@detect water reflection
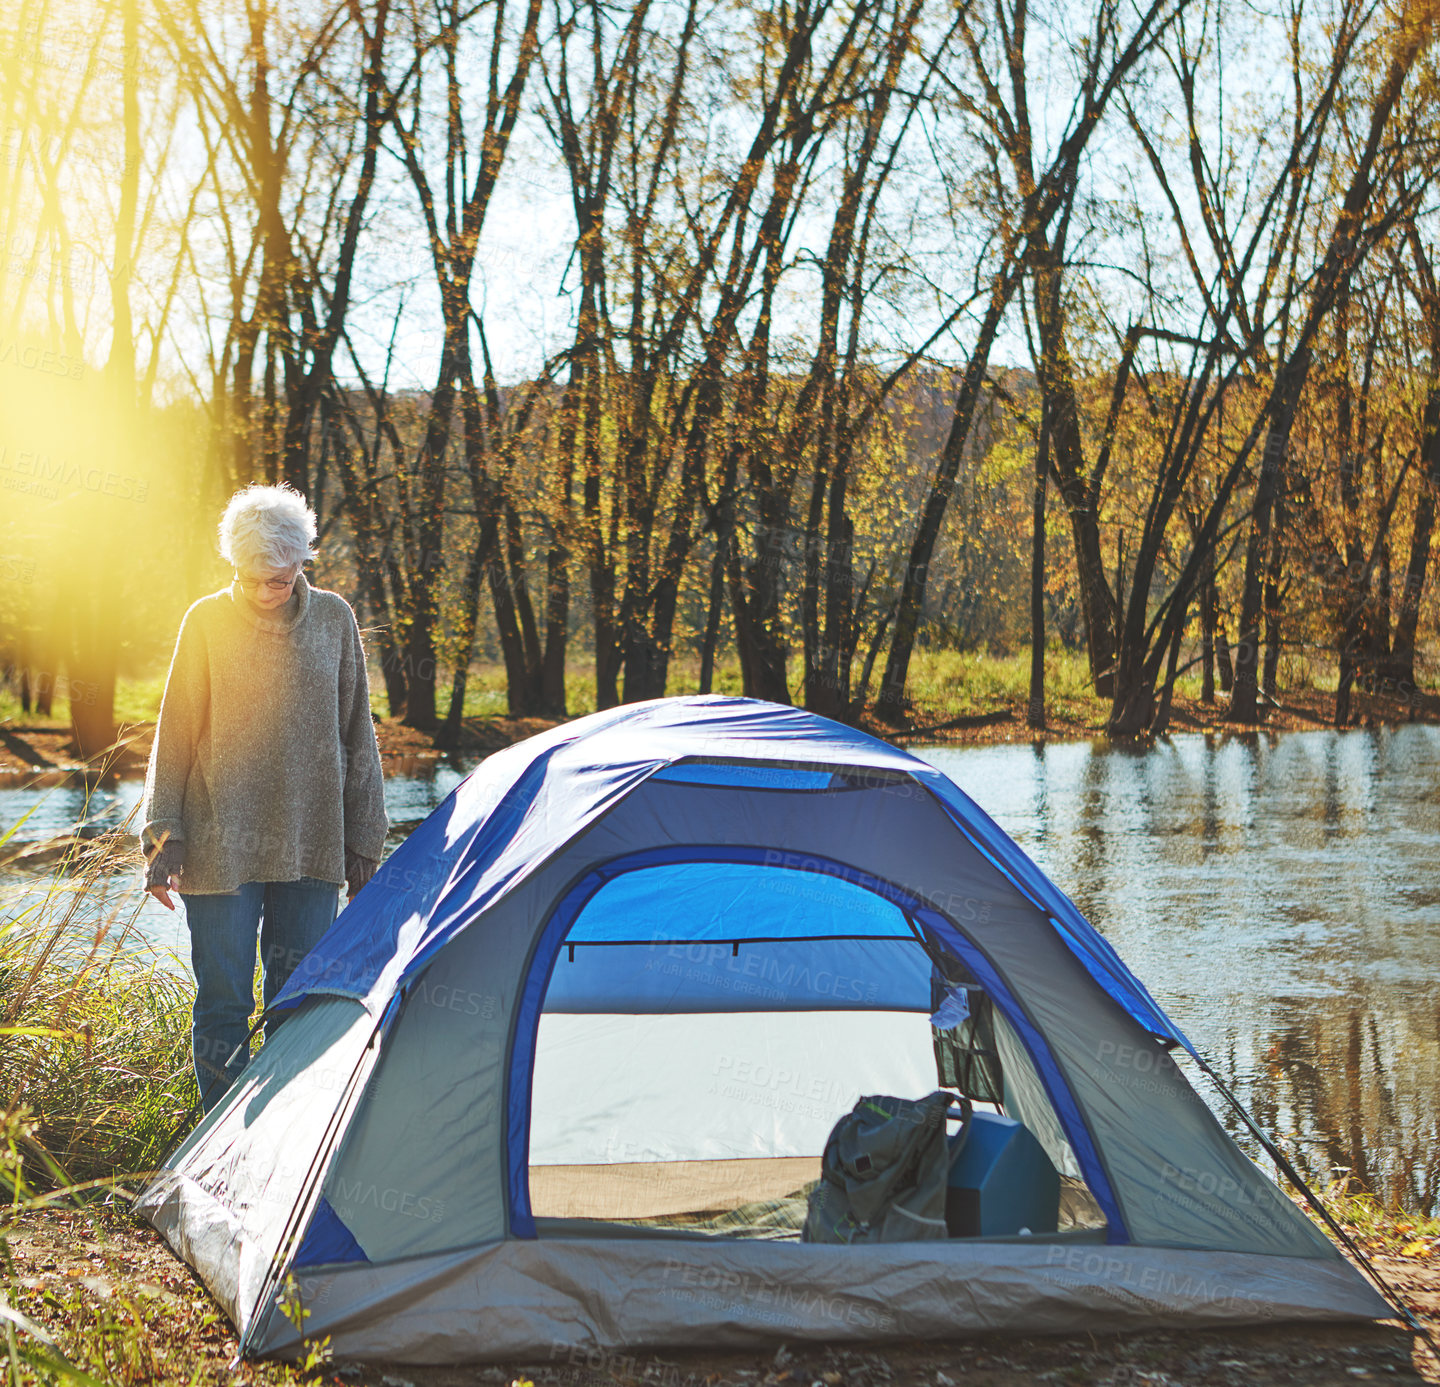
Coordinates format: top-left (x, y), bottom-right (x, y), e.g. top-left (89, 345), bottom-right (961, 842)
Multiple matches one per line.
top-left (917, 725), bottom-right (1440, 1212)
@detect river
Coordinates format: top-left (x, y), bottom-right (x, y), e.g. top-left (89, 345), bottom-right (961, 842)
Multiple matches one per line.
top-left (922, 726), bottom-right (1440, 1215)
top-left (2, 725), bottom-right (1436, 1210)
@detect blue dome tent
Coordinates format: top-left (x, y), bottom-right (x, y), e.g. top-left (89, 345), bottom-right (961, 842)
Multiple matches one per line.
top-left (139, 696), bottom-right (1387, 1361)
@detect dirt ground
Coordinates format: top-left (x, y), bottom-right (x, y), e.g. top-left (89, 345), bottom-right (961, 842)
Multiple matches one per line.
top-left (5, 1206), bottom-right (1440, 1386)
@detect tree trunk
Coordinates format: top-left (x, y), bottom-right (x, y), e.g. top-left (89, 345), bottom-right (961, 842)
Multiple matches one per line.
top-left (540, 367), bottom-right (580, 719)
top-left (627, 361), bottom-right (722, 703)
top-left (491, 495), bottom-right (545, 714)
top-left (1335, 450), bottom-right (1414, 723)
top-left (376, 617), bottom-right (409, 715)
top-left (1235, 358), bottom-right (1304, 723)
top-left (1028, 409), bottom-right (1049, 729)
top-left (1370, 454), bottom-right (1393, 684)
top-left (725, 349), bottom-right (790, 704)
top-left (540, 528), bottom-right (570, 719)
top-left (576, 264), bottom-right (616, 709)
top-left (400, 578), bottom-right (441, 728)
top-left (390, 0), bottom-right (542, 727)
top-left (401, 334), bottom-right (458, 730)
top-left (1200, 540), bottom-right (1217, 705)
top-left (489, 557), bottom-right (535, 718)
top-left (729, 535), bottom-right (792, 703)
top-left (439, 527), bottom-right (487, 750)
top-left (1217, 619), bottom-right (1234, 693)
top-left (330, 391), bottom-right (409, 717)
top-left (1392, 227), bottom-right (1440, 691)
top-left (1390, 407), bottom-right (1438, 692)
top-left (1150, 592), bottom-right (1190, 736)
top-left (66, 609), bottom-right (117, 764)
top-left (489, 536), bottom-right (543, 718)
top-left (814, 470), bottom-right (858, 722)
top-left (1335, 598), bottom-right (1362, 727)
top-left (279, 0), bottom-right (390, 495)
top-left (439, 347), bottom-right (504, 750)
top-left (70, 0), bottom-right (141, 765)
top-left (1032, 247), bottom-right (1117, 697)
top-left (878, 278), bottom-right (1014, 717)
top-left (698, 538), bottom-right (727, 695)
top-left (1262, 513), bottom-right (1283, 706)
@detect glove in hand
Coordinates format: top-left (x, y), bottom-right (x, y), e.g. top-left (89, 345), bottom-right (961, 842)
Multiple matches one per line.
top-left (345, 848), bottom-right (379, 898)
top-left (144, 837), bottom-right (185, 890)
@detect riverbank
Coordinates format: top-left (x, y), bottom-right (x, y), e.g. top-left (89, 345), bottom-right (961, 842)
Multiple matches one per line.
top-left (2, 652), bottom-right (1437, 784)
top-left (3, 1197), bottom-right (1438, 1385)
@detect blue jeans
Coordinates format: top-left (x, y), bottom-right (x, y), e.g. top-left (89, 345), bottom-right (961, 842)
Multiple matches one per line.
top-left (180, 877), bottom-right (341, 1111)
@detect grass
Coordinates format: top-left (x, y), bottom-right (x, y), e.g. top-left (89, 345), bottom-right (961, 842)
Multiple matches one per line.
top-left (0, 819), bottom-right (336, 1383)
top-left (895, 647), bottom-right (1118, 725)
top-left (1308, 1171), bottom-right (1440, 1257)
top-left (0, 820), bottom-right (203, 1382)
top-left (111, 675), bottom-right (168, 730)
top-left (0, 644), bottom-right (1390, 745)
top-left (0, 827), bottom-right (196, 1188)
top-left (440, 647), bottom-right (1121, 726)
top-left (0, 677), bottom-right (166, 734)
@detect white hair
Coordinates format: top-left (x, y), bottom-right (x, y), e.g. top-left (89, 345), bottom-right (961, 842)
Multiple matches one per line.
top-left (218, 483), bottom-right (318, 572)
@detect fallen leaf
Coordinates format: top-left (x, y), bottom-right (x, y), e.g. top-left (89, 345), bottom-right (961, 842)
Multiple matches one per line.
top-left (1399, 1239), bottom-right (1430, 1257)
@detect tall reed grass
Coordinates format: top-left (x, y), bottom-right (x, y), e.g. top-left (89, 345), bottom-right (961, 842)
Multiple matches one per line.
top-left (0, 802), bottom-right (195, 1190)
top-left (0, 799), bottom-right (203, 1380)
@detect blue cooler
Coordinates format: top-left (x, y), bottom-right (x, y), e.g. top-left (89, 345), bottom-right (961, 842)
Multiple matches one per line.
top-left (945, 1111), bottom-right (1060, 1238)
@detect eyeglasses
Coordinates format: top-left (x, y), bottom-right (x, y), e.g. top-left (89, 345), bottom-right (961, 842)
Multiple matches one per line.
top-left (234, 568), bottom-right (301, 593)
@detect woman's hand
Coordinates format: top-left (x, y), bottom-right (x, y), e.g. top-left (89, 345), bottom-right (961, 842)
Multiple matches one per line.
top-left (144, 838), bottom-right (185, 910)
top-left (345, 848), bottom-right (379, 900)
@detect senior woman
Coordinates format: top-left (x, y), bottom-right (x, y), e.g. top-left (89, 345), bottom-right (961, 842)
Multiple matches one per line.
top-left (139, 483), bottom-right (389, 1111)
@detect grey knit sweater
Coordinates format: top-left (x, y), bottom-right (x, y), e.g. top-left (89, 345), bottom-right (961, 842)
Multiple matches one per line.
top-left (139, 572), bottom-right (389, 894)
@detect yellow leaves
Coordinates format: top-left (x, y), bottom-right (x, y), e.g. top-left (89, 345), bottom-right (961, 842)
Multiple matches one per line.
top-left (1399, 1238), bottom-right (1432, 1257)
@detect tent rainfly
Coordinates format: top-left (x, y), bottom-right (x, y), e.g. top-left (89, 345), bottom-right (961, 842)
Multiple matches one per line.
top-left (138, 696), bottom-right (1388, 1362)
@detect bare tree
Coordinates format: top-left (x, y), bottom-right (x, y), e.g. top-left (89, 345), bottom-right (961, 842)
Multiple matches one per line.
top-left (875, 0), bottom-right (1183, 718)
top-left (379, 0), bottom-right (544, 727)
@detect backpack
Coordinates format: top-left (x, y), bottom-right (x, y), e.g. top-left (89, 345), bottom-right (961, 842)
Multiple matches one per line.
top-left (802, 1090), bottom-right (957, 1244)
